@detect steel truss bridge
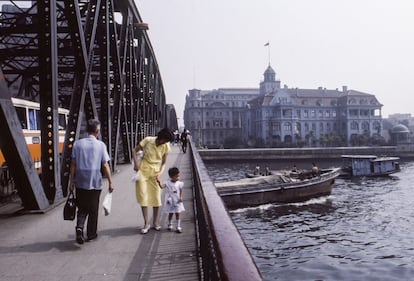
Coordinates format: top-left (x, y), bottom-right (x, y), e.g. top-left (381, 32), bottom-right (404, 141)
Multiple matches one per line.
top-left (0, 0), bottom-right (178, 210)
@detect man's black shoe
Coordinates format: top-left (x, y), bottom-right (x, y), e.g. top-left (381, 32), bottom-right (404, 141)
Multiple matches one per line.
top-left (76, 228), bottom-right (84, 244)
top-left (86, 234), bottom-right (98, 242)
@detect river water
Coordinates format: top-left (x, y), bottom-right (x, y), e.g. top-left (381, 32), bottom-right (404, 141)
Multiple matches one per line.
top-left (205, 159), bottom-right (414, 281)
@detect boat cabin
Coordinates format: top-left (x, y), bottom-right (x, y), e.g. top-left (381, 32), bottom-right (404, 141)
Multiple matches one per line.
top-left (341, 155), bottom-right (401, 177)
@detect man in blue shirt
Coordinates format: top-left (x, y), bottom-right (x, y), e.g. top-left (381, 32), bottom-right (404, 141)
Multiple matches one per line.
top-left (69, 119), bottom-right (114, 244)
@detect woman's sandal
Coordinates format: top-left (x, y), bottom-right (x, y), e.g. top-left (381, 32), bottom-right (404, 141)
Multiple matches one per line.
top-left (153, 225), bottom-right (161, 231)
top-left (141, 224), bottom-right (151, 234)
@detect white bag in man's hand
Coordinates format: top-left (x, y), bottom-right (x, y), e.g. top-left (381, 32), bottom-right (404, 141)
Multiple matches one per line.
top-left (102, 192), bottom-right (112, 216)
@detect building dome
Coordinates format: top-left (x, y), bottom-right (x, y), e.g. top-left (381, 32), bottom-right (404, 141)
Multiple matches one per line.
top-left (391, 124), bottom-right (410, 133)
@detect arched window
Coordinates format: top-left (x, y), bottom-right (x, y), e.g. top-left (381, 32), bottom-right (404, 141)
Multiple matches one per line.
top-left (351, 121), bottom-right (359, 130)
top-left (284, 122), bottom-right (292, 131)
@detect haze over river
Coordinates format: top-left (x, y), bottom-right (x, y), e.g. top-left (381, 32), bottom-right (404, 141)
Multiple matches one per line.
top-left (205, 159), bottom-right (414, 281)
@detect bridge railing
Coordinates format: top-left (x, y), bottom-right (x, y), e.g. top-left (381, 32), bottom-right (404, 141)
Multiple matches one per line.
top-left (188, 141), bottom-right (263, 281)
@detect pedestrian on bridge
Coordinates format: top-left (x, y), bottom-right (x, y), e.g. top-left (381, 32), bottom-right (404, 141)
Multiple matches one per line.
top-left (132, 128), bottom-right (174, 234)
top-left (158, 167), bottom-right (185, 233)
top-left (69, 119), bottom-right (114, 245)
top-left (180, 129), bottom-right (189, 153)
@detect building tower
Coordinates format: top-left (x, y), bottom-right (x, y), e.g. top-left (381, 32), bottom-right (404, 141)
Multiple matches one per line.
top-left (259, 65), bottom-right (280, 95)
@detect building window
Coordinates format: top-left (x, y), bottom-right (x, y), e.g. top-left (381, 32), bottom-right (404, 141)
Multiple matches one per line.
top-left (284, 122), bottom-right (292, 131)
top-left (272, 122), bottom-right (280, 131)
top-left (304, 110), bottom-right (309, 118)
top-left (349, 109), bottom-right (358, 117)
top-left (373, 121), bottom-right (381, 133)
top-left (351, 121), bottom-right (359, 130)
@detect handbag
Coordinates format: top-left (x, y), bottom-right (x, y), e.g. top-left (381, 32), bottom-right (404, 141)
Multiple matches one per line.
top-left (63, 191), bottom-right (76, 221)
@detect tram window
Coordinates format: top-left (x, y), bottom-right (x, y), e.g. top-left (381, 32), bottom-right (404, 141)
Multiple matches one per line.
top-left (28, 109), bottom-right (35, 130)
top-left (58, 113), bottom-right (67, 130)
top-left (15, 107), bottom-right (27, 129)
top-left (28, 109), bottom-right (40, 130)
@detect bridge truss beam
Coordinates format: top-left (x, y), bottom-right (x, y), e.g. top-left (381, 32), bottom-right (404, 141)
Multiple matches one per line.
top-left (0, 0), bottom-right (171, 209)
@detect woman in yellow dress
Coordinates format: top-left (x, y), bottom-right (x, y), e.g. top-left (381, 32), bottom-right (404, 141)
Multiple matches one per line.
top-left (132, 128), bottom-right (174, 234)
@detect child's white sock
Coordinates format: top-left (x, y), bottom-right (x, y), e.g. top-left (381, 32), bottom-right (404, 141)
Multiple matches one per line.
top-left (177, 219), bottom-right (181, 227)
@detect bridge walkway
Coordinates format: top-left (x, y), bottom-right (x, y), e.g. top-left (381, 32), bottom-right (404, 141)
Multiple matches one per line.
top-left (0, 145), bottom-right (200, 281)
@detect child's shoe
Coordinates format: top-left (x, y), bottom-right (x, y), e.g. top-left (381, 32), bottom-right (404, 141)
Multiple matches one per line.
top-left (167, 223), bottom-right (173, 231)
top-left (176, 226), bottom-right (183, 233)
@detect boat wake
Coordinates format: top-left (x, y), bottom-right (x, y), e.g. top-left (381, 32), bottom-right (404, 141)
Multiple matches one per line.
top-left (229, 195), bottom-right (332, 214)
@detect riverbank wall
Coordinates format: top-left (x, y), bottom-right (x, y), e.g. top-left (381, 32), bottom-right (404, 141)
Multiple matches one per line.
top-left (198, 146), bottom-right (414, 161)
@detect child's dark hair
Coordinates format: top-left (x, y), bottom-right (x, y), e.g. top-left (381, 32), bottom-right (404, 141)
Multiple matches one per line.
top-left (168, 167), bottom-right (180, 177)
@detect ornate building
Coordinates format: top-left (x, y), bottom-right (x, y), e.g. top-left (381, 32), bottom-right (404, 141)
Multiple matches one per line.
top-left (184, 65), bottom-right (383, 148)
top-left (184, 88), bottom-right (258, 147)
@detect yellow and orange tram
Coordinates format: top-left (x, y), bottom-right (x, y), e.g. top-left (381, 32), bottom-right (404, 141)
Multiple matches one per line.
top-left (0, 98), bottom-right (69, 200)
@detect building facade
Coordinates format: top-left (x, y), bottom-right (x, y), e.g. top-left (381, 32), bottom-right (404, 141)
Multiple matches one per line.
top-left (184, 88), bottom-right (258, 147)
top-left (184, 65), bottom-right (384, 148)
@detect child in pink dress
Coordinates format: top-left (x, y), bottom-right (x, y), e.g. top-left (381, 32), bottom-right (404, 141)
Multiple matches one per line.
top-left (159, 167), bottom-right (185, 233)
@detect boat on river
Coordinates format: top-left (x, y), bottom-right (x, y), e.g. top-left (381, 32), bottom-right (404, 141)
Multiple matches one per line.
top-left (339, 155), bottom-right (401, 178)
top-left (215, 168), bottom-right (340, 209)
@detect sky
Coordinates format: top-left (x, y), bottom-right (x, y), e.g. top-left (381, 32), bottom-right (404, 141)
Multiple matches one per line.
top-left (136, 0), bottom-right (414, 126)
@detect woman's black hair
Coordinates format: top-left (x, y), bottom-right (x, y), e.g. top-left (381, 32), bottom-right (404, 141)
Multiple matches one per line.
top-left (157, 128), bottom-right (174, 142)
